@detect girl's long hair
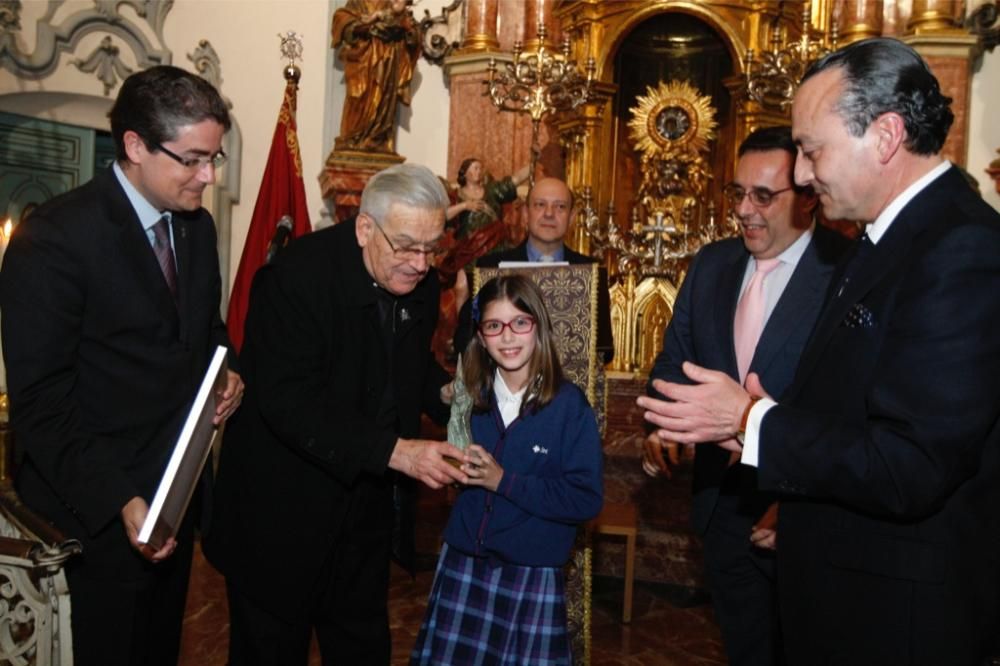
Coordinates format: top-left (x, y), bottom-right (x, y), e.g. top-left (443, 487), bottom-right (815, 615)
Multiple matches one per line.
top-left (463, 274), bottom-right (564, 413)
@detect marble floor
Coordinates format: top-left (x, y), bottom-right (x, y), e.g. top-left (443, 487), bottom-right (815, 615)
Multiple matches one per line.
top-left (178, 498), bottom-right (725, 666)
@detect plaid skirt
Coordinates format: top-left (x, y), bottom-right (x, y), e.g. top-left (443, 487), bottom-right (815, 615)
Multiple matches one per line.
top-left (410, 544), bottom-right (571, 665)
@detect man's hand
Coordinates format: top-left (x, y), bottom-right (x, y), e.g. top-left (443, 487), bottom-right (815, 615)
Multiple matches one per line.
top-left (214, 369), bottom-right (244, 425)
top-left (121, 496), bottom-right (177, 563)
top-left (636, 362), bottom-right (752, 444)
top-left (641, 432), bottom-right (680, 479)
top-left (751, 502), bottom-right (779, 551)
top-left (389, 438), bottom-right (469, 489)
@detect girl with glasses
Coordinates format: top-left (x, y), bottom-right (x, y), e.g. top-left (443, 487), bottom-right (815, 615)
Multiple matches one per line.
top-left (411, 274), bottom-right (603, 665)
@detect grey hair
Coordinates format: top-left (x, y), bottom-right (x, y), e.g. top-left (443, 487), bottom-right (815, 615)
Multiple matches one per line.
top-left (801, 38), bottom-right (953, 155)
top-left (359, 163), bottom-right (449, 222)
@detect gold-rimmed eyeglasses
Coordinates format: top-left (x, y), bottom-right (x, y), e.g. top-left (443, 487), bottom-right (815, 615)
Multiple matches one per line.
top-left (723, 183), bottom-right (793, 208)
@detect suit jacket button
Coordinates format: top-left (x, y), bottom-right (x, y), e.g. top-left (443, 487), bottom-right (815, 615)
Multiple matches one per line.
top-left (305, 438), bottom-right (315, 449)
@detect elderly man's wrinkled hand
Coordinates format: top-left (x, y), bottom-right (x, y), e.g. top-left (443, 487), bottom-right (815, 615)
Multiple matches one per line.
top-left (389, 438), bottom-right (469, 489)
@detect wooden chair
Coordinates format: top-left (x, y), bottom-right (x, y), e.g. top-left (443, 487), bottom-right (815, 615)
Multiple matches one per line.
top-left (590, 501), bottom-right (637, 623)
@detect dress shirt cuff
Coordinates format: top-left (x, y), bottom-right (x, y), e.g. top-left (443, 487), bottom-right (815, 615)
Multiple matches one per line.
top-left (739, 397), bottom-right (777, 468)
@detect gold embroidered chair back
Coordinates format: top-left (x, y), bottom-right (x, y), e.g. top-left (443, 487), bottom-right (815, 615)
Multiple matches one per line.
top-left (473, 263), bottom-right (601, 666)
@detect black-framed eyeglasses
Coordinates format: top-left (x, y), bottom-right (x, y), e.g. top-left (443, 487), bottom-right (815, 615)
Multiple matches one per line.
top-left (155, 143), bottom-right (227, 170)
top-left (371, 219), bottom-right (446, 261)
top-left (478, 316), bottom-right (536, 337)
top-left (723, 183), bottom-right (793, 208)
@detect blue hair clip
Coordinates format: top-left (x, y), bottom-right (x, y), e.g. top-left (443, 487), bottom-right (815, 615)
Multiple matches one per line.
top-left (470, 294), bottom-right (481, 323)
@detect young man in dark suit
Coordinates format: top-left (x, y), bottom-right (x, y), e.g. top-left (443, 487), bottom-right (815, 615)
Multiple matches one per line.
top-left (206, 164), bottom-right (469, 665)
top-left (643, 126), bottom-right (848, 665)
top-left (639, 38), bottom-right (1000, 665)
top-left (0, 66), bottom-right (243, 665)
top-left (454, 176), bottom-right (614, 360)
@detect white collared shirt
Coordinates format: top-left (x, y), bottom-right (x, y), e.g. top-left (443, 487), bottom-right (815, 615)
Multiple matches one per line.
top-left (866, 160), bottom-right (951, 245)
top-left (112, 161), bottom-right (174, 249)
top-left (494, 369), bottom-right (526, 427)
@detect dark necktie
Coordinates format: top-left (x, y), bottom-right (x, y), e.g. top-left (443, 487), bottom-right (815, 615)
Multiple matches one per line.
top-left (152, 216), bottom-right (177, 298)
top-left (835, 232), bottom-right (873, 299)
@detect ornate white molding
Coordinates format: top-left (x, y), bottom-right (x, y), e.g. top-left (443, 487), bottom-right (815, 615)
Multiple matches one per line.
top-left (188, 39), bottom-right (229, 107)
top-left (0, 1), bottom-right (240, 301)
top-left (186, 38), bottom-right (242, 303)
top-left (0, 0), bottom-right (173, 86)
top-left (72, 34), bottom-right (134, 96)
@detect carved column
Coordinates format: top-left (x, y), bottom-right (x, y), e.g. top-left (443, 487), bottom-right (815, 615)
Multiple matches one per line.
top-left (907, 0), bottom-right (961, 32)
top-left (838, 0), bottom-right (884, 43)
top-left (462, 0), bottom-right (500, 52)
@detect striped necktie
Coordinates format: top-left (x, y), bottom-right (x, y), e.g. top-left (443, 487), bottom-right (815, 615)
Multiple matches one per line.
top-left (152, 216), bottom-right (177, 298)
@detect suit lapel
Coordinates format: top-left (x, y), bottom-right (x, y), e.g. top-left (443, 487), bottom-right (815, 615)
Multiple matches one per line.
top-left (172, 215), bottom-right (192, 342)
top-left (104, 176), bottom-right (180, 326)
top-left (792, 168), bottom-right (956, 384)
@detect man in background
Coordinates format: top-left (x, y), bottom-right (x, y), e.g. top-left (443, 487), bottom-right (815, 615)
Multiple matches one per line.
top-left (0, 65), bottom-right (243, 665)
top-left (454, 176), bottom-right (614, 361)
top-left (643, 125), bottom-right (847, 665)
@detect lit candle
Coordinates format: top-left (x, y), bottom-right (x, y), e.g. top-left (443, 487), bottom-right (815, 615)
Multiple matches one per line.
top-left (0, 217), bottom-right (10, 395)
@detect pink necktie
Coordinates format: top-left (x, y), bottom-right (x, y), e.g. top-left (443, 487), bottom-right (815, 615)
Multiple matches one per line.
top-left (733, 257), bottom-right (781, 383)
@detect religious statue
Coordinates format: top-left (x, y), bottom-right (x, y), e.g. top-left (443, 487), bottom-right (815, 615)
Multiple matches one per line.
top-left (331, 0), bottom-right (420, 154)
top-left (429, 158), bottom-right (530, 365)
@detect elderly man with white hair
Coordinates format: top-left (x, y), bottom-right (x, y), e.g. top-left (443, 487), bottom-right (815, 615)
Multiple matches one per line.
top-left (207, 163), bottom-right (468, 665)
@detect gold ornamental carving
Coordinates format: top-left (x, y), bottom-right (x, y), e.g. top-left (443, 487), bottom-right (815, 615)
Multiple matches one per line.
top-left (627, 79), bottom-right (717, 214)
top-left (628, 80), bottom-right (716, 157)
top-left (485, 24), bottom-right (596, 182)
top-left (743, 2), bottom-right (839, 111)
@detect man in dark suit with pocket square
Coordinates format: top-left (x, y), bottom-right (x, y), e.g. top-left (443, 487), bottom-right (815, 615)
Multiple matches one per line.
top-left (639, 38), bottom-right (1000, 665)
top-left (0, 66), bottom-right (243, 665)
top-left (643, 126), bottom-right (848, 665)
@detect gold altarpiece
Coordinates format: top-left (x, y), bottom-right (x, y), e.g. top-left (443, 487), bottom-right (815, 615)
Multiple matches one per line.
top-left (540, 0), bottom-right (983, 373)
